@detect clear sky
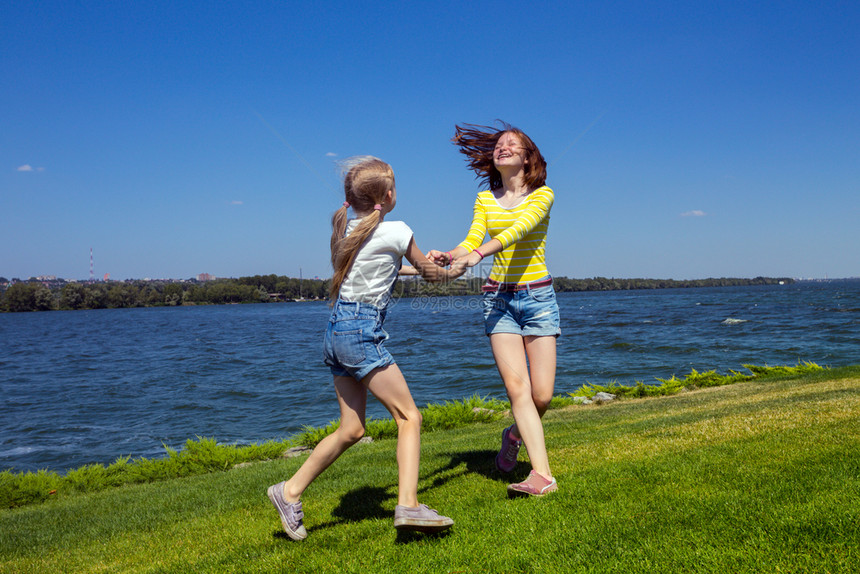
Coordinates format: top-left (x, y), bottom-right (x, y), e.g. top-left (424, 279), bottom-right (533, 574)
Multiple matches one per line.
top-left (3, 1), bottom-right (858, 281)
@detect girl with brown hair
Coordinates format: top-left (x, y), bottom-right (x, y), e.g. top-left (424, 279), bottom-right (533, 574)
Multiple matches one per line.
top-left (268, 157), bottom-right (464, 539)
top-left (429, 122), bottom-right (560, 497)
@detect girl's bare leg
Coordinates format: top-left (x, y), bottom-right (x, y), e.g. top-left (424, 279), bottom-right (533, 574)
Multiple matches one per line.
top-left (523, 335), bottom-right (557, 418)
top-left (489, 333), bottom-right (552, 479)
top-left (282, 375), bottom-right (368, 502)
top-left (364, 363), bottom-right (422, 507)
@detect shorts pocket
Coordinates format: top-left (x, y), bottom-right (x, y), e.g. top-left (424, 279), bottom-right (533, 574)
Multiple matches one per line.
top-left (481, 291), bottom-right (502, 320)
top-left (530, 285), bottom-right (556, 303)
top-left (331, 328), bottom-right (366, 366)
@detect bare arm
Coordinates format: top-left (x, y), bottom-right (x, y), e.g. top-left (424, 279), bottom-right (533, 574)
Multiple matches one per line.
top-left (406, 238), bottom-right (465, 282)
top-left (428, 237), bottom-right (502, 271)
top-left (426, 246), bottom-right (470, 266)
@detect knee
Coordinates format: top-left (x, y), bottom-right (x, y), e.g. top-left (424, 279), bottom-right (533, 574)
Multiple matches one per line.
top-left (337, 422), bottom-right (366, 446)
top-left (397, 407), bottom-right (422, 429)
top-left (505, 381), bottom-right (533, 404)
top-left (533, 394), bottom-right (552, 414)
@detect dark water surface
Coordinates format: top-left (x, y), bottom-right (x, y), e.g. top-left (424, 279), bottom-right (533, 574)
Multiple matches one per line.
top-left (2, 281), bottom-right (858, 472)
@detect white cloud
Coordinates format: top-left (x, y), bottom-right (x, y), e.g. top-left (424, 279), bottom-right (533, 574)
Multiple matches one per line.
top-left (680, 210), bottom-right (706, 217)
top-left (230, 200), bottom-right (244, 205)
top-left (326, 152), bottom-right (338, 157)
top-left (17, 164), bottom-right (33, 172)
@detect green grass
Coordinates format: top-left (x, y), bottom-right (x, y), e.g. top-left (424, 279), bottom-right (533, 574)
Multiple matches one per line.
top-left (0, 395), bottom-right (512, 510)
top-left (2, 365), bottom-right (810, 510)
top-left (2, 365), bottom-right (859, 573)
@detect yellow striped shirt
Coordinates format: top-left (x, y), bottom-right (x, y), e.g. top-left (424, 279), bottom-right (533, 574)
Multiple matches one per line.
top-left (457, 186), bottom-right (554, 283)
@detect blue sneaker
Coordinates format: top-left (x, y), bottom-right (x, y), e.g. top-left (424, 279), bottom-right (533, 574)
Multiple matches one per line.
top-left (495, 425), bottom-right (522, 472)
top-left (267, 481), bottom-right (308, 540)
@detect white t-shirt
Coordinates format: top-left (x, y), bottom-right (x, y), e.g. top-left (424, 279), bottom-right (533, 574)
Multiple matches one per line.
top-left (338, 219), bottom-right (413, 307)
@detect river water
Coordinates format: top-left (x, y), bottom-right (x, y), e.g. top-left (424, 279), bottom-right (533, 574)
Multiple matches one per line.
top-left (1, 280), bottom-right (858, 473)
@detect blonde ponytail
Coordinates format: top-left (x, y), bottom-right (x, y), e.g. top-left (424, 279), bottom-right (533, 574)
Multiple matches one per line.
top-left (329, 210), bottom-right (382, 301)
top-left (330, 205), bottom-right (349, 269)
top-left (328, 158), bottom-right (394, 302)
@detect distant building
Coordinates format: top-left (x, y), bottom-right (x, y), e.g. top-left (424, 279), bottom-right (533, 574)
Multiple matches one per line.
top-left (197, 273), bottom-right (216, 282)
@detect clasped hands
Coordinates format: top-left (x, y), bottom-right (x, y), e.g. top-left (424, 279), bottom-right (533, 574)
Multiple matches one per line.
top-left (425, 249), bottom-right (482, 272)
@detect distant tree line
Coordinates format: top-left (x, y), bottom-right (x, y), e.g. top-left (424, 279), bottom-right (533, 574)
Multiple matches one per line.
top-left (0, 274), bottom-right (794, 313)
top-left (0, 275), bottom-right (325, 313)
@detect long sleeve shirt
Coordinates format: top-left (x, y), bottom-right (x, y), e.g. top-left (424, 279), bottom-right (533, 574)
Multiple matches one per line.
top-left (457, 185), bottom-right (554, 283)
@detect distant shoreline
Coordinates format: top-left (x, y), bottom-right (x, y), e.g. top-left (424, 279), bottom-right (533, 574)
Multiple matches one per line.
top-left (5, 275), bottom-right (856, 313)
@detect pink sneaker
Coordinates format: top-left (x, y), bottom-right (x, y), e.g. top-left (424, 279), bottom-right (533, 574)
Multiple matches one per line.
top-left (495, 425), bottom-right (522, 472)
top-left (507, 470), bottom-right (558, 497)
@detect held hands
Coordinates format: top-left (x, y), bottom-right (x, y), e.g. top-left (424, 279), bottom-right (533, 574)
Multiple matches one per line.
top-left (446, 260), bottom-right (467, 279)
top-left (451, 251), bottom-right (483, 271)
top-left (425, 249), bottom-right (449, 268)
top-left (422, 249), bottom-right (466, 279)
top-left (425, 249), bottom-right (483, 271)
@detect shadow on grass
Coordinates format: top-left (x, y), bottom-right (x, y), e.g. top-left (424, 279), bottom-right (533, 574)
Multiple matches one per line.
top-left (331, 486), bottom-right (390, 521)
top-left (418, 449), bottom-right (531, 495)
top-left (273, 485), bottom-right (392, 540)
top-left (273, 447), bottom-right (532, 542)
top-left (274, 485), bottom-right (451, 544)
top-left (395, 528), bottom-right (452, 544)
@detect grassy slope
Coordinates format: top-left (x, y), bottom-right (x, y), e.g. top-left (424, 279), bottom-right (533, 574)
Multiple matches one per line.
top-left (2, 367), bottom-right (859, 573)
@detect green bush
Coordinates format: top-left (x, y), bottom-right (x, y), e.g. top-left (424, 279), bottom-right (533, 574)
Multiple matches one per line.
top-left (570, 362), bottom-right (824, 401)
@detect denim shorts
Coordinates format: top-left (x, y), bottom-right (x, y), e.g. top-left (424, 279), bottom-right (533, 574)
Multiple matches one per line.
top-left (482, 277), bottom-right (561, 337)
top-left (323, 300), bottom-right (395, 381)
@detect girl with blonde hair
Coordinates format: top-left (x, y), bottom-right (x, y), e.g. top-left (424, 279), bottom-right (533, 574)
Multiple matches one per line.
top-left (268, 157), bottom-right (463, 539)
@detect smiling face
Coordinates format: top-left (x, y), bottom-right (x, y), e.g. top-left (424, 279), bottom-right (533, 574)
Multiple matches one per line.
top-left (493, 132), bottom-right (528, 172)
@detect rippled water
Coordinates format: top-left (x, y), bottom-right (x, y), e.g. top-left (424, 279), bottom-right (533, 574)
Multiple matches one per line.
top-left (1, 281), bottom-right (858, 472)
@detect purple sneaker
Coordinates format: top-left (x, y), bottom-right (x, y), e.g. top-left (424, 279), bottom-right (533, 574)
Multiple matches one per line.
top-left (393, 504), bottom-right (454, 533)
top-left (507, 470), bottom-right (558, 497)
top-left (267, 481), bottom-right (308, 540)
top-left (495, 425), bottom-right (522, 472)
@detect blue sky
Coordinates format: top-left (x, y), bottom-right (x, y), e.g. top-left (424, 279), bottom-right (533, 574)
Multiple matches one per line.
top-left (3, 1), bottom-right (858, 281)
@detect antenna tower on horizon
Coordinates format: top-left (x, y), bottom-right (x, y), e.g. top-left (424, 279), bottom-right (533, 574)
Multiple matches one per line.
top-left (90, 248), bottom-right (94, 282)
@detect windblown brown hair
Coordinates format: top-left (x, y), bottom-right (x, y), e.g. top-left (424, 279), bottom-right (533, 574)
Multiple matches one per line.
top-left (328, 157), bottom-right (395, 302)
top-left (452, 121), bottom-right (547, 191)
